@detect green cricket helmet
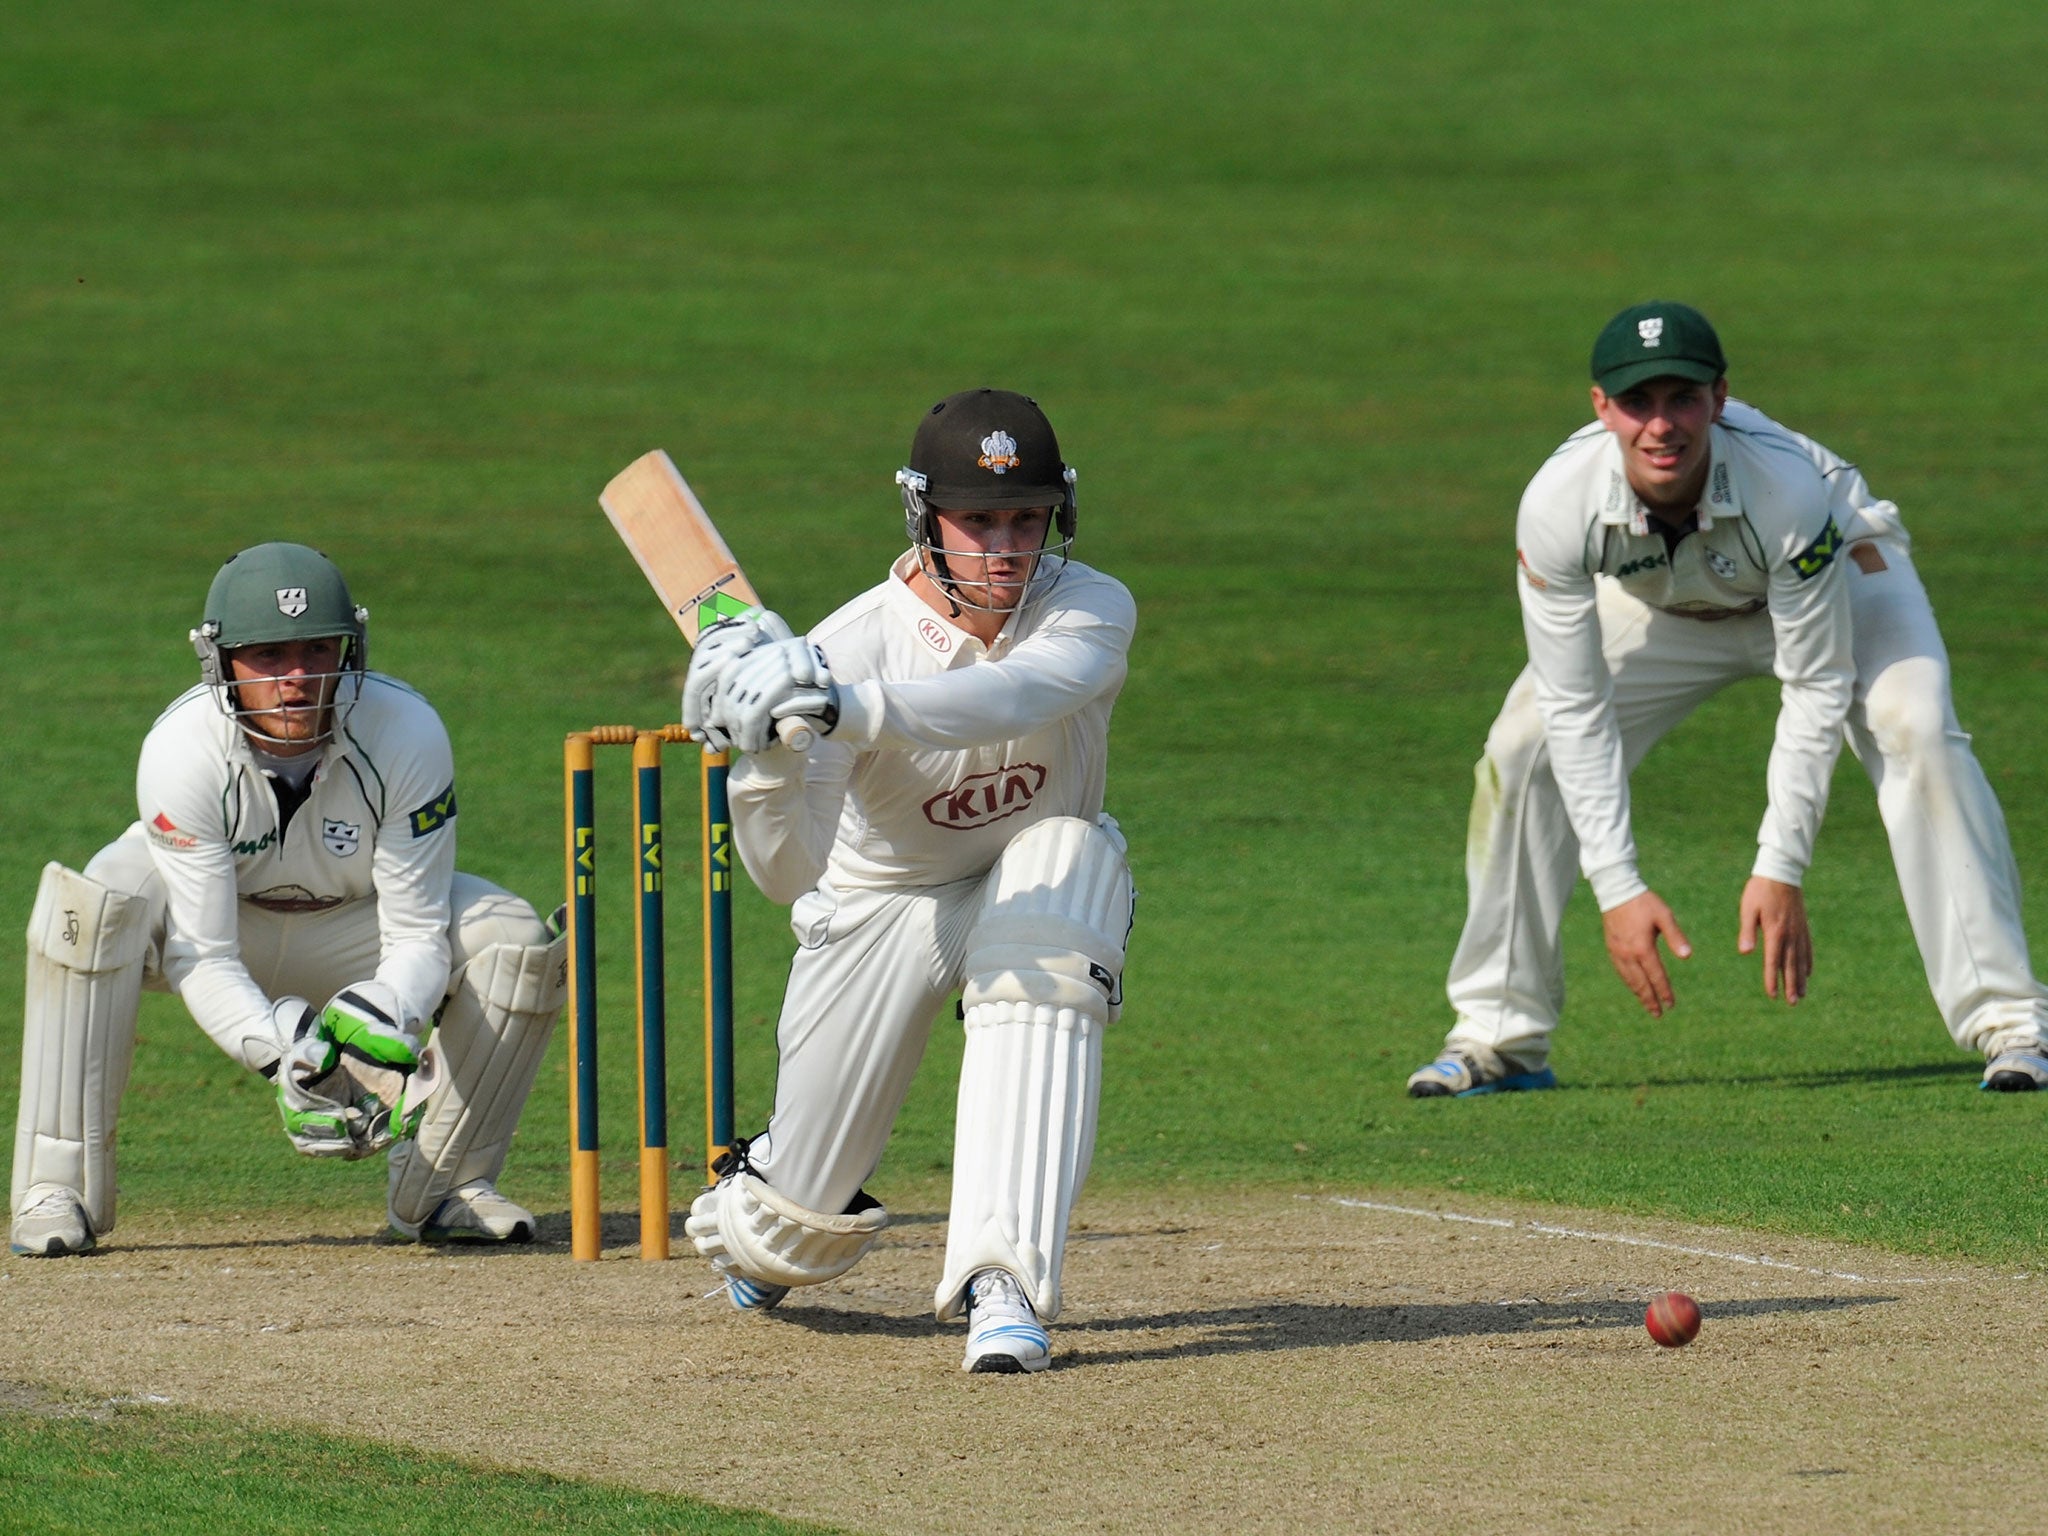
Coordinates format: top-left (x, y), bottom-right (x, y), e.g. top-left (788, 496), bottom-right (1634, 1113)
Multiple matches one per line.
top-left (190, 542), bottom-right (369, 745)
top-left (893, 389), bottom-right (1077, 614)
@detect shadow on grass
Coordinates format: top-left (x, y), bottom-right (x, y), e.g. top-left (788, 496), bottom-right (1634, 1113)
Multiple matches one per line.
top-left (1064, 1292), bottom-right (1893, 1366)
top-left (1515, 1061), bottom-right (1981, 1093)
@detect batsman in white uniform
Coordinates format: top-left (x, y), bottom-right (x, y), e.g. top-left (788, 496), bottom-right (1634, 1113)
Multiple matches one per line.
top-left (678, 389), bottom-right (1135, 1374)
top-left (10, 542), bottom-right (566, 1257)
top-left (1409, 302), bottom-right (1860, 1096)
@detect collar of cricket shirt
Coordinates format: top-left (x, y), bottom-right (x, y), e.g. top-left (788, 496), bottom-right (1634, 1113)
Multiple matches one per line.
top-left (888, 549), bottom-right (986, 661)
top-left (1595, 422), bottom-right (1740, 539)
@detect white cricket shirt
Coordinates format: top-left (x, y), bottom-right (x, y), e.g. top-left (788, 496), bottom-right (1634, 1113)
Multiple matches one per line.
top-left (728, 554), bottom-right (1135, 904)
top-left (1515, 413), bottom-right (1854, 908)
top-left (134, 674), bottom-right (459, 1043)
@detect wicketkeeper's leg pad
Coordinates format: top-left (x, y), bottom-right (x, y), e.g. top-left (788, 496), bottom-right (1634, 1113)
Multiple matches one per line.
top-left (685, 1170), bottom-right (890, 1289)
top-left (387, 926), bottom-right (566, 1233)
top-left (935, 817), bottom-right (1131, 1323)
top-left (12, 862), bottom-right (153, 1237)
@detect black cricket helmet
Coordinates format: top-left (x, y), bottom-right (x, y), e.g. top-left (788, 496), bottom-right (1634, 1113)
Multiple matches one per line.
top-left (894, 388), bottom-right (1077, 611)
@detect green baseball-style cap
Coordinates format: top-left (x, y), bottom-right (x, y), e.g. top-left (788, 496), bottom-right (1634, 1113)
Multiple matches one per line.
top-left (1590, 301), bottom-right (1727, 394)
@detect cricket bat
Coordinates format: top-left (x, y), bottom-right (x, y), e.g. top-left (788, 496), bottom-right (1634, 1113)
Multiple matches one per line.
top-left (599, 450), bottom-right (813, 752)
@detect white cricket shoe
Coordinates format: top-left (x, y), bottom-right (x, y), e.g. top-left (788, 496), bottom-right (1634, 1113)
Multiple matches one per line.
top-left (1982, 1046), bottom-right (2048, 1093)
top-left (1407, 1044), bottom-right (1557, 1098)
top-left (962, 1268), bottom-right (1051, 1374)
top-left (10, 1184), bottom-right (94, 1257)
top-left (396, 1180), bottom-right (536, 1244)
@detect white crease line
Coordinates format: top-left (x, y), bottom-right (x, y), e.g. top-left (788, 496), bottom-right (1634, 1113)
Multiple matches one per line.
top-left (1321, 1197), bottom-right (1968, 1285)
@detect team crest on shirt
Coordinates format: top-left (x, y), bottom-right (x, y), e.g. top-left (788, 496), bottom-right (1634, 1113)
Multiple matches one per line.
top-left (924, 763), bottom-right (1047, 830)
top-left (977, 431), bottom-right (1020, 474)
top-left (1706, 546), bottom-right (1738, 580)
top-left (1638, 317), bottom-right (1664, 347)
top-left (276, 587), bottom-right (309, 618)
top-left (322, 819), bottom-right (361, 857)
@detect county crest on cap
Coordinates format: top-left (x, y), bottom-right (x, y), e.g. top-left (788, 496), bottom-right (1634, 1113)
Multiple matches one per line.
top-left (1637, 317), bottom-right (1664, 347)
top-left (275, 586), bottom-right (309, 617)
top-left (978, 430), bottom-right (1020, 474)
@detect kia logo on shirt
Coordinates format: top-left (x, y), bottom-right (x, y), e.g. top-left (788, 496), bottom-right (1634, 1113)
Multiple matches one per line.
top-left (917, 617), bottom-right (953, 653)
top-left (923, 764), bottom-right (1047, 830)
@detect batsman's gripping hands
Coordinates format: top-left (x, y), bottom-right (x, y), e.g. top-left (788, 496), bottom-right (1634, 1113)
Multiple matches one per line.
top-left (683, 612), bottom-right (792, 750)
top-left (1738, 876), bottom-right (1811, 1005)
top-left (710, 631), bottom-right (838, 756)
top-left (1601, 890), bottom-right (1692, 1018)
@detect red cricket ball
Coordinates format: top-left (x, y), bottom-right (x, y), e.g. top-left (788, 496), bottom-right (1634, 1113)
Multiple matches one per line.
top-left (1645, 1291), bottom-right (1702, 1347)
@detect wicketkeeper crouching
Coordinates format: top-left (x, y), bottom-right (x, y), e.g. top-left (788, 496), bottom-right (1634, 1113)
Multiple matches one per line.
top-left (10, 542), bottom-right (566, 1257)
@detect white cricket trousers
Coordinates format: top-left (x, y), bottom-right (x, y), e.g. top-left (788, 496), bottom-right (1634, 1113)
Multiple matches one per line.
top-left (744, 874), bottom-right (989, 1216)
top-left (1445, 537), bottom-right (2047, 1064)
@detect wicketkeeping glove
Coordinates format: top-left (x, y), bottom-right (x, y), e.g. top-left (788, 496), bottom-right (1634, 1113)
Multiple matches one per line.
top-left (683, 611), bottom-right (793, 751)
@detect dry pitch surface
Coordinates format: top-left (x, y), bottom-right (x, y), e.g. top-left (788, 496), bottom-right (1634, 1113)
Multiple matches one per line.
top-left (4, 1189), bottom-right (2043, 1534)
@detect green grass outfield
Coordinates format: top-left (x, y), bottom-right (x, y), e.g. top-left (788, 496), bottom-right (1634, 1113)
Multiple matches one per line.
top-left (3, 0), bottom-right (2046, 1520)
top-left (0, 1397), bottom-right (841, 1536)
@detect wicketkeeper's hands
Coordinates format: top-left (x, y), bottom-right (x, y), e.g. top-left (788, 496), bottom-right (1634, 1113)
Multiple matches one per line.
top-left (274, 1002), bottom-right (365, 1159)
top-left (712, 635), bottom-right (839, 755)
top-left (683, 612), bottom-right (793, 751)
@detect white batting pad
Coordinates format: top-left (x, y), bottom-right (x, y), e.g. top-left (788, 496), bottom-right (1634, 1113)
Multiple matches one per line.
top-left (935, 1000), bottom-right (1101, 1323)
top-left (387, 933), bottom-right (565, 1232)
top-left (935, 818), bottom-right (1129, 1322)
top-left (685, 1170), bottom-right (889, 1288)
top-left (958, 816), bottom-right (1132, 1022)
top-left (12, 863), bottom-right (152, 1236)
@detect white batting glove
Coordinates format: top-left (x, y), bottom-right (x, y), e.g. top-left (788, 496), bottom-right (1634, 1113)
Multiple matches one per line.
top-left (712, 636), bottom-right (838, 755)
top-left (683, 611), bottom-right (793, 750)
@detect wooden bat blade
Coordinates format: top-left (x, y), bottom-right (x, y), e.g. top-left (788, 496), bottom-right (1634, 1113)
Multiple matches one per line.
top-left (600, 450), bottom-right (765, 645)
top-left (598, 450), bottom-right (814, 753)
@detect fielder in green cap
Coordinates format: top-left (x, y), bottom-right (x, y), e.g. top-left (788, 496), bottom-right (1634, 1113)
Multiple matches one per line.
top-left (1409, 303), bottom-right (2048, 1097)
top-left (11, 542), bottom-right (568, 1258)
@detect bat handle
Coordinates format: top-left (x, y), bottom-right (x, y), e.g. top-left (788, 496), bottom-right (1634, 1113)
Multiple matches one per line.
top-left (776, 717), bottom-right (814, 753)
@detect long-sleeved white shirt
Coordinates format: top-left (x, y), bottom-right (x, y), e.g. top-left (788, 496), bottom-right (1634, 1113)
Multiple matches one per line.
top-left (728, 554), bottom-right (1134, 906)
top-left (1515, 408), bottom-right (1854, 909)
top-left (135, 674), bottom-right (458, 1053)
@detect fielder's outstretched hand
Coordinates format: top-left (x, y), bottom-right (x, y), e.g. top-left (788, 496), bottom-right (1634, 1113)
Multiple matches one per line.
top-left (1738, 875), bottom-right (1811, 1005)
top-left (1601, 889), bottom-right (1692, 1018)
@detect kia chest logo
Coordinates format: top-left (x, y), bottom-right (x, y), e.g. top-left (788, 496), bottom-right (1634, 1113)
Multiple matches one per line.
top-left (923, 764), bottom-right (1047, 830)
top-left (918, 617), bottom-right (953, 653)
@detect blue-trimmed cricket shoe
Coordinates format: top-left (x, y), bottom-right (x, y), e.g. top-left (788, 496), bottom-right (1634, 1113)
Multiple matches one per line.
top-left (1407, 1048), bottom-right (1557, 1098)
top-left (719, 1268), bottom-right (790, 1312)
top-left (963, 1268), bottom-right (1051, 1374)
